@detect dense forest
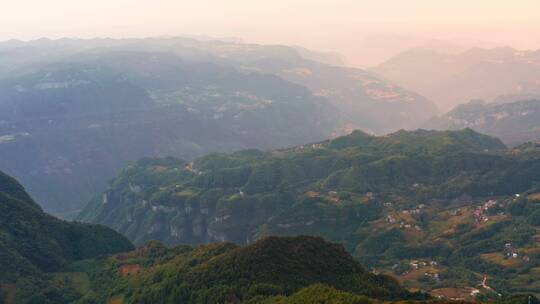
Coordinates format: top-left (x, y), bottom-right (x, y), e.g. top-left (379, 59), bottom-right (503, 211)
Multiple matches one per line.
top-left (79, 129), bottom-right (540, 298)
top-left (77, 236), bottom-right (418, 303)
top-left (0, 170), bottom-right (133, 303)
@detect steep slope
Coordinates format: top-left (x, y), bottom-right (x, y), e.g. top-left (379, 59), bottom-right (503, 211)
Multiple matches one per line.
top-left (0, 170), bottom-right (133, 303)
top-left (81, 236), bottom-right (414, 303)
top-left (0, 51), bottom-right (336, 217)
top-left (79, 129), bottom-right (510, 246)
top-left (424, 99), bottom-right (540, 146)
top-left (374, 47), bottom-right (540, 110)
top-left (79, 129), bottom-right (540, 297)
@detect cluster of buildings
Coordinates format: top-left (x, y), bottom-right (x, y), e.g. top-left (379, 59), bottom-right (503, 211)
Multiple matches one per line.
top-left (410, 260), bottom-right (438, 269)
top-left (386, 214), bottom-right (397, 223)
top-left (402, 204), bottom-right (426, 215)
top-left (503, 243), bottom-right (531, 262)
top-left (384, 214), bottom-right (421, 230)
top-left (424, 271), bottom-right (440, 282)
top-left (473, 199), bottom-right (499, 223)
top-left (384, 204), bottom-right (426, 231)
top-left (286, 142), bottom-right (327, 152)
top-left (184, 162), bottom-right (202, 175)
top-left (392, 260), bottom-right (440, 279)
top-left (400, 222), bottom-right (422, 231)
top-left (504, 243), bottom-right (519, 259)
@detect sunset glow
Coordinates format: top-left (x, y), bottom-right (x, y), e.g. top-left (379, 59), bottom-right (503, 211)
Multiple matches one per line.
top-left (2, 0), bottom-right (540, 66)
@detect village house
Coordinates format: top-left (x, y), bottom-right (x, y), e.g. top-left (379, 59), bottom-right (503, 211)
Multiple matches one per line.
top-left (504, 243), bottom-right (520, 259)
top-left (449, 208), bottom-right (461, 216)
top-left (424, 272), bottom-right (440, 282)
top-left (215, 214), bottom-right (231, 223)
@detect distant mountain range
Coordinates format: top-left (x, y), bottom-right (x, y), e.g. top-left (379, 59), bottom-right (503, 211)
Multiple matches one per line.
top-left (79, 129), bottom-right (540, 297)
top-left (0, 37), bottom-right (437, 217)
top-left (424, 99), bottom-right (540, 146)
top-left (0, 36), bottom-right (437, 133)
top-left (0, 170), bottom-right (133, 303)
top-left (244, 54), bottom-right (437, 133)
top-left (374, 47), bottom-right (540, 110)
top-left (2, 37), bottom-right (540, 304)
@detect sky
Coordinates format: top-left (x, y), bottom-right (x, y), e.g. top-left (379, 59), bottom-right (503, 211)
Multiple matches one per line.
top-left (1, 0), bottom-right (540, 66)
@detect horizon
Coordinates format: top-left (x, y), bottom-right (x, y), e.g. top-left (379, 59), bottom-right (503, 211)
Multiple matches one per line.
top-left (2, 0), bottom-right (540, 67)
top-left (2, 34), bottom-right (539, 70)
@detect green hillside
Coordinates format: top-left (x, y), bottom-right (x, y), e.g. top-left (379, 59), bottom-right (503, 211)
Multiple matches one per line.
top-left (0, 170), bottom-right (133, 303)
top-left (79, 128), bottom-right (509, 245)
top-left (76, 236), bottom-right (418, 304)
top-left (78, 129), bottom-right (540, 298)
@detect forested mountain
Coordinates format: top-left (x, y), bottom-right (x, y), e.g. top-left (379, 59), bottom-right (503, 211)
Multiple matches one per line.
top-left (79, 236), bottom-right (417, 304)
top-left (0, 170), bottom-right (133, 303)
top-left (374, 47), bottom-right (540, 110)
top-left (424, 99), bottom-right (540, 146)
top-left (79, 129), bottom-right (540, 298)
top-left (0, 37), bottom-right (437, 217)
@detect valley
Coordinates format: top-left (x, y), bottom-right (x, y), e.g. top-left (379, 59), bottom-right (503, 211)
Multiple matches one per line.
top-left (1, 8), bottom-right (540, 302)
top-left (374, 47), bottom-right (540, 111)
top-left (0, 38), bottom-right (436, 218)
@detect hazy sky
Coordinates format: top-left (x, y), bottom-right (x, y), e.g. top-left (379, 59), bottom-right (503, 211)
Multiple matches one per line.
top-left (2, 0), bottom-right (540, 66)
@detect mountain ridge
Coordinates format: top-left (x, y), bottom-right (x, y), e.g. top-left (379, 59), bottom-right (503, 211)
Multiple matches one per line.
top-left (424, 99), bottom-right (540, 146)
top-left (77, 128), bottom-right (540, 296)
top-left (0, 170), bottom-right (133, 302)
top-left (374, 47), bottom-right (540, 110)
